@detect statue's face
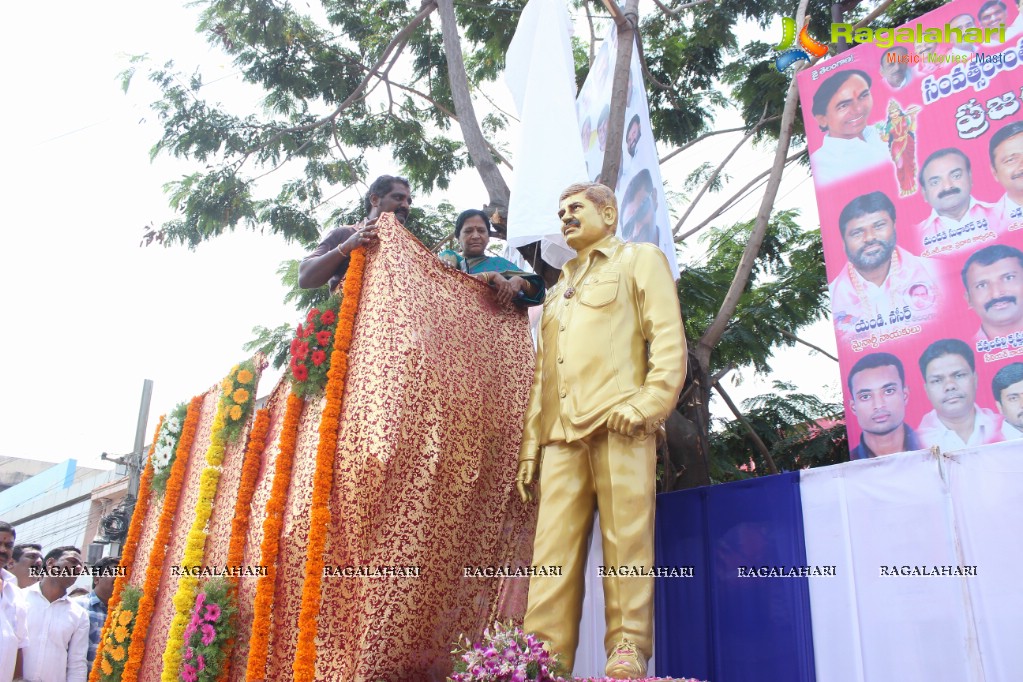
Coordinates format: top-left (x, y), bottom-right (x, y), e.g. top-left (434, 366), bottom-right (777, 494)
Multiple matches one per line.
top-left (558, 191), bottom-right (615, 250)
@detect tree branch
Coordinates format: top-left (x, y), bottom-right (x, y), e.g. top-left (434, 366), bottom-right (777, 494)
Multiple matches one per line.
top-left (436, 0), bottom-right (509, 206)
top-left (674, 149), bottom-right (805, 242)
top-left (672, 125), bottom-right (759, 235)
top-left (247, 0), bottom-right (438, 155)
top-left (773, 326), bottom-right (839, 362)
top-left (599, 0), bottom-right (640, 189)
top-left (659, 121), bottom-right (777, 165)
top-left (694, 0), bottom-right (812, 368)
top-left (715, 383), bottom-right (780, 475)
top-left (854, 0), bottom-right (894, 28)
top-left (585, 1), bottom-right (597, 67)
top-left (650, 0), bottom-right (715, 19)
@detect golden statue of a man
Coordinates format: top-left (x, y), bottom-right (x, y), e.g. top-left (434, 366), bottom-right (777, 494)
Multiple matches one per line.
top-left (516, 182), bottom-right (687, 678)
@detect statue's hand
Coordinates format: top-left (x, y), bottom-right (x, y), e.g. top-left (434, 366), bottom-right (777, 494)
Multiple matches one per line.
top-left (606, 403), bottom-right (646, 438)
top-left (516, 459), bottom-right (537, 504)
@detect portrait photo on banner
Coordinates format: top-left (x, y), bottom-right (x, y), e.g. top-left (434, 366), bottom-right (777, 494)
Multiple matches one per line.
top-left (797, 0), bottom-right (1023, 458)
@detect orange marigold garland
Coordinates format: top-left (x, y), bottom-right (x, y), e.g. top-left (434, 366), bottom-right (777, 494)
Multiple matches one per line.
top-left (293, 247), bottom-right (367, 680)
top-left (120, 394), bottom-right (203, 682)
top-left (216, 407), bottom-right (270, 682)
top-left (245, 391), bottom-right (305, 681)
top-left (88, 415), bottom-right (163, 682)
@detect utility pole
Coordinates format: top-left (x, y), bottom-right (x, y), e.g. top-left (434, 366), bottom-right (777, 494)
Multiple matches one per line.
top-left (97, 379), bottom-right (153, 557)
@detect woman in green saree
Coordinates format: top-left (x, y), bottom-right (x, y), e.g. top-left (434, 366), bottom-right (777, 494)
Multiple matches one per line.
top-left (439, 209), bottom-right (546, 307)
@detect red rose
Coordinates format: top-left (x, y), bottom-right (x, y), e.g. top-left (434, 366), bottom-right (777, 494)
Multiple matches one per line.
top-left (311, 350), bottom-right (327, 367)
top-left (307, 308), bottom-right (321, 324)
top-left (320, 310), bottom-right (337, 326)
top-left (292, 363), bottom-right (309, 382)
top-left (316, 330), bottom-right (332, 346)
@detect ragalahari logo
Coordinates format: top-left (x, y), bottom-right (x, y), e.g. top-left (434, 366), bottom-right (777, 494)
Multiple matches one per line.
top-left (774, 17), bottom-right (829, 72)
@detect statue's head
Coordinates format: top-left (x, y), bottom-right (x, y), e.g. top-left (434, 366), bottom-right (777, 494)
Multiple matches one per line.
top-left (558, 182), bottom-right (618, 250)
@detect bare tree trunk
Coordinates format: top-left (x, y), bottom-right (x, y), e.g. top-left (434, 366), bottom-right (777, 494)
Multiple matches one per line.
top-left (694, 64), bottom-right (804, 370)
top-left (435, 0), bottom-right (509, 209)
top-left (598, 0), bottom-right (640, 189)
top-left (715, 383), bottom-right (780, 475)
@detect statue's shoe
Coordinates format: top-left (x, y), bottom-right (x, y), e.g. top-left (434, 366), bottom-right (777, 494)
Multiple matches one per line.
top-left (604, 638), bottom-right (647, 679)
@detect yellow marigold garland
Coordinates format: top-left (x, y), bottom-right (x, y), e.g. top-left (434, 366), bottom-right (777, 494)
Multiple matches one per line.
top-left (121, 394), bottom-right (203, 682)
top-left (216, 407), bottom-right (270, 682)
top-left (245, 391), bottom-right (305, 681)
top-left (88, 415), bottom-right (163, 682)
top-left (162, 362), bottom-right (253, 680)
top-left (293, 247), bottom-right (367, 680)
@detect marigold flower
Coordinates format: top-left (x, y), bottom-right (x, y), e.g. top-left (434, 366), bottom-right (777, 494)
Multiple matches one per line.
top-left (221, 378), bottom-right (233, 393)
top-left (229, 405), bottom-right (243, 421)
top-left (114, 625), bottom-right (129, 643)
top-left (237, 368), bottom-right (254, 384)
top-left (119, 609), bottom-right (133, 626)
top-left (311, 350), bottom-right (327, 367)
top-left (233, 388), bottom-right (250, 404)
top-left (110, 645), bottom-right (126, 661)
top-left (101, 657), bottom-right (113, 675)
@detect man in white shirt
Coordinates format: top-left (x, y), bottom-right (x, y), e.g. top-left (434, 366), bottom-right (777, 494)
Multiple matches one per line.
top-left (879, 47), bottom-right (912, 89)
top-left (23, 546), bottom-right (88, 682)
top-left (961, 244), bottom-right (1023, 344)
top-left (829, 191), bottom-right (940, 338)
top-left (8, 544), bottom-right (43, 590)
top-left (916, 148), bottom-right (998, 255)
top-left (992, 363), bottom-right (1023, 438)
top-left (809, 69), bottom-right (891, 185)
top-left (989, 121), bottom-right (1023, 232)
top-left (0, 522), bottom-right (29, 682)
top-left (917, 339), bottom-right (1004, 450)
top-left (1006, 0), bottom-right (1023, 39)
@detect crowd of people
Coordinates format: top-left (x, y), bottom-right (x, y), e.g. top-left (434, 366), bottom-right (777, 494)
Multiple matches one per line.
top-left (0, 521), bottom-right (118, 682)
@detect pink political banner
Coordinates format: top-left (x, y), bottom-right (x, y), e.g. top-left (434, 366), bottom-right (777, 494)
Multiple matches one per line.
top-left (797, 0), bottom-right (1023, 459)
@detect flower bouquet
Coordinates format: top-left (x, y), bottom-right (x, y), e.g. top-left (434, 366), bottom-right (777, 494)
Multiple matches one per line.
top-left (151, 402), bottom-right (188, 495)
top-left (179, 578), bottom-right (237, 682)
top-left (289, 295), bottom-right (341, 398)
top-left (219, 361), bottom-right (258, 444)
top-left (98, 586), bottom-right (142, 681)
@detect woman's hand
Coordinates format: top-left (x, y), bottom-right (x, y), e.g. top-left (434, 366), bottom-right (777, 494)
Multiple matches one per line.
top-left (477, 272), bottom-right (518, 305)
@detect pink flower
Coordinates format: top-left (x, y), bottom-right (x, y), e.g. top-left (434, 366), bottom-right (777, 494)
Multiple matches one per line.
top-left (201, 623), bottom-right (216, 646)
top-left (197, 654), bottom-right (206, 672)
top-left (184, 647), bottom-right (193, 661)
top-left (204, 603), bottom-right (221, 622)
top-left (181, 663), bottom-right (198, 682)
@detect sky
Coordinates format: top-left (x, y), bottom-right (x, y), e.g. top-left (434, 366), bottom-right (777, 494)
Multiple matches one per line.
top-left (0, 1), bottom-right (839, 469)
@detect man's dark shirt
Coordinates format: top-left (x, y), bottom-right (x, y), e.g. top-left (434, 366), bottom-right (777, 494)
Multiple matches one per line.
top-left (303, 226), bottom-right (358, 291)
top-left (850, 423), bottom-right (923, 460)
top-left (74, 591), bottom-right (106, 668)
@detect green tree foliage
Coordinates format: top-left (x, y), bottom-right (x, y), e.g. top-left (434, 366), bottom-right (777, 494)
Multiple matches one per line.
top-left (679, 210), bottom-right (830, 375)
top-left (709, 381), bottom-right (847, 482)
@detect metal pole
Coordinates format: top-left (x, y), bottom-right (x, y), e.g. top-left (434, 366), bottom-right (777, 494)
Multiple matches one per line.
top-left (128, 379), bottom-right (153, 499)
